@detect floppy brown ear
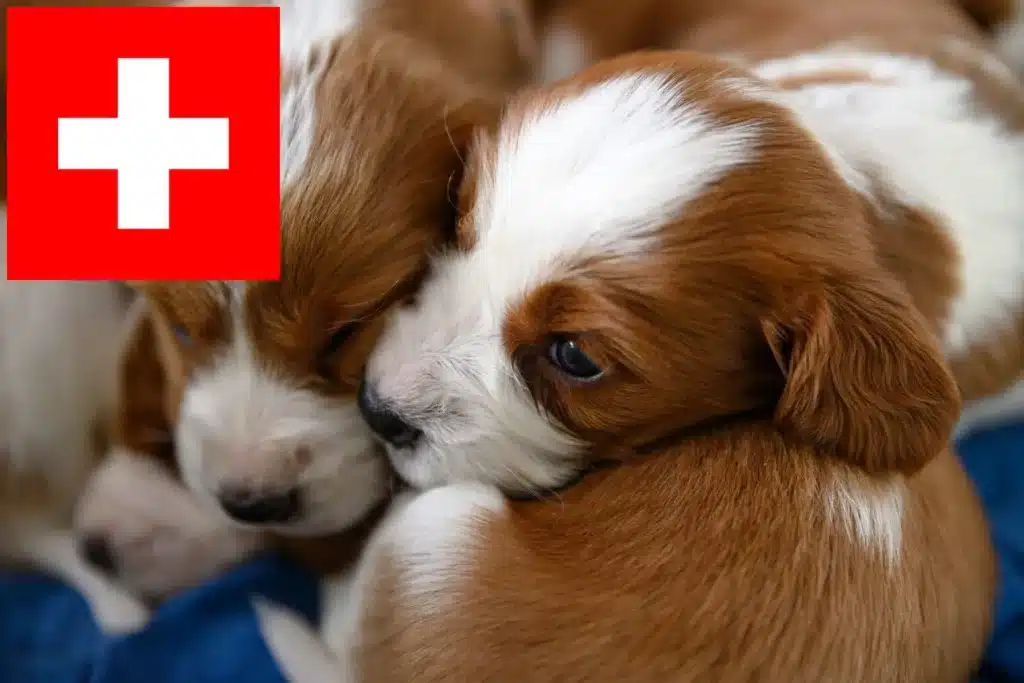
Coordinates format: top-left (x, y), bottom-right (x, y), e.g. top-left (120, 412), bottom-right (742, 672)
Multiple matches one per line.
top-left (114, 300), bottom-right (182, 468)
top-left (762, 275), bottom-right (961, 475)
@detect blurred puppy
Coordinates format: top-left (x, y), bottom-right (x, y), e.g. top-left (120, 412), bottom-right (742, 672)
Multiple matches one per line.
top-left (73, 0), bottom-right (535, 597)
top-left (0, 208), bottom-right (149, 632)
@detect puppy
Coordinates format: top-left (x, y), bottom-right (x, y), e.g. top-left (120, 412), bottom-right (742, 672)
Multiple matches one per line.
top-left (73, 0), bottom-right (535, 596)
top-left (368, 0), bottom-right (1024, 494)
top-left (260, 0), bottom-right (1014, 678)
top-left (74, 301), bottom-right (266, 599)
top-left (0, 210), bottom-right (149, 633)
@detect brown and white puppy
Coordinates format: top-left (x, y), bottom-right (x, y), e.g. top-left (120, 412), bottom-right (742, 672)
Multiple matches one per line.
top-left (362, 0), bottom-right (1024, 495)
top-left (532, 0), bottom-right (1024, 434)
top-left (75, 301), bottom-right (380, 599)
top-left (0, 223), bottom-right (150, 633)
top-left (73, 0), bottom-right (535, 597)
top-left (258, 0), bottom-right (1013, 679)
top-left (74, 300), bottom-right (265, 599)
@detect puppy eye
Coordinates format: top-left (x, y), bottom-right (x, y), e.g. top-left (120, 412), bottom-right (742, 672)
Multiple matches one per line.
top-left (321, 323), bottom-right (357, 360)
top-left (171, 324), bottom-right (192, 346)
top-left (547, 336), bottom-right (603, 381)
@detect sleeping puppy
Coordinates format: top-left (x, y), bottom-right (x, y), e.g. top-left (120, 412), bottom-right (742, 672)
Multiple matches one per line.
top-left (73, 0), bottom-right (534, 597)
top-left (373, 0), bottom-right (1024, 494)
top-left (256, 0), bottom-right (1015, 678)
top-left (0, 219), bottom-right (149, 633)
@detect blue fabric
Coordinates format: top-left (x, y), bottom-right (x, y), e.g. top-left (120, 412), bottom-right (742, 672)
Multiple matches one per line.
top-left (959, 421), bottom-right (1024, 683)
top-left (0, 424), bottom-right (1021, 683)
top-left (0, 554), bottom-right (319, 683)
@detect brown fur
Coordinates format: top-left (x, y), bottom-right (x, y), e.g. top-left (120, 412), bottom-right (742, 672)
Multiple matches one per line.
top-left (347, 49), bottom-right (994, 683)
top-left (105, 303), bottom-right (374, 578)
top-left (499, 54), bottom-right (960, 476)
top-left (359, 431), bottom-right (993, 683)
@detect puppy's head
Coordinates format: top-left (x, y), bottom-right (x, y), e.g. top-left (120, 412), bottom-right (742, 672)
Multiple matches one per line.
top-left (133, 31), bottom-right (497, 535)
top-left (362, 51), bottom-right (961, 494)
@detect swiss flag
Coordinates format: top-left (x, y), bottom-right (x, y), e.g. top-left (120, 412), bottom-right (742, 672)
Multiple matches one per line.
top-left (5, 6), bottom-right (281, 280)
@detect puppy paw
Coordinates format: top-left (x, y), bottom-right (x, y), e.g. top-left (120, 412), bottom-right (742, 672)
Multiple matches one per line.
top-left (89, 588), bottom-right (151, 635)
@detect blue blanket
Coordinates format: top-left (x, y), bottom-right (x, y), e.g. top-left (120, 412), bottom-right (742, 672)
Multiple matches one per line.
top-left (2, 423), bottom-right (1022, 683)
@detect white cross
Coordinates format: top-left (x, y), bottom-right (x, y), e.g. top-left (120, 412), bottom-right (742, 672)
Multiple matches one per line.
top-left (57, 58), bottom-right (230, 230)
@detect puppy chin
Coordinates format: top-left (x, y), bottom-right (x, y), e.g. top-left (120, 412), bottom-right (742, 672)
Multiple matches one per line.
top-left (383, 436), bottom-right (582, 497)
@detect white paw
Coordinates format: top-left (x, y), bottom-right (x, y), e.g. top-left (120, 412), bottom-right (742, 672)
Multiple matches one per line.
top-left (253, 598), bottom-right (343, 683)
top-left (89, 589), bottom-right (151, 635)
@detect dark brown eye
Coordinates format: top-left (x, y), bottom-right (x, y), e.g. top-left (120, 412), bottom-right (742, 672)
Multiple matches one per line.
top-left (321, 323), bottom-right (357, 360)
top-left (547, 336), bottom-right (603, 381)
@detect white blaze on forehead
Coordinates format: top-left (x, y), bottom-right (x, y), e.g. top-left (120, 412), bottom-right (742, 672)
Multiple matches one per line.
top-left (470, 72), bottom-right (759, 312)
top-left (279, 0), bottom-right (364, 188)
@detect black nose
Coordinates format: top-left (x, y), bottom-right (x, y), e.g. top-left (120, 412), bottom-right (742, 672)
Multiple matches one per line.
top-left (79, 534), bottom-right (117, 575)
top-left (358, 378), bottom-right (422, 448)
top-left (218, 487), bottom-right (302, 525)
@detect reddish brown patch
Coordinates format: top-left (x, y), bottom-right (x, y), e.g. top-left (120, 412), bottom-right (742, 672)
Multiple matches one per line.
top-left (661, 0), bottom-right (986, 62)
top-left (366, 0), bottom-right (539, 96)
top-left (357, 426), bottom-right (994, 683)
top-left (956, 0), bottom-right (1019, 31)
top-left (773, 68), bottom-right (891, 88)
top-left (112, 303), bottom-right (183, 469)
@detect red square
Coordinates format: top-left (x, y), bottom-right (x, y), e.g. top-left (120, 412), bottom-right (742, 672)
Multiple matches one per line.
top-left (6, 6), bottom-right (281, 280)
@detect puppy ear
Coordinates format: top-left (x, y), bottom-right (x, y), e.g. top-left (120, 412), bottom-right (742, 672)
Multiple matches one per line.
top-left (762, 275), bottom-right (960, 475)
top-left (114, 300), bottom-right (180, 467)
top-left (428, 96), bottom-right (502, 245)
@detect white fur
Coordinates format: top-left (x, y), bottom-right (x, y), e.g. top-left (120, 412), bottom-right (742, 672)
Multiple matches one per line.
top-left (176, 284), bottom-right (389, 536)
top-left (536, 22), bottom-right (589, 84)
top-left (254, 598), bottom-right (345, 683)
top-left (365, 73), bottom-right (759, 493)
top-left (74, 449), bottom-right (265, 598)
top-left (0, 280), bottom-right (125, 490)
top-left (279, 0), bottom-right (362, 187)
top-left (756, 50), bottom-right (1024, 360)
top-left (259, 484), bottom-right (505, 682)
top-left (824, 475), bottom-right (906, 565)
top-left (1, 206), bottom-right (147, 631)
top-left (5, 529), bottom-right (150, 634)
